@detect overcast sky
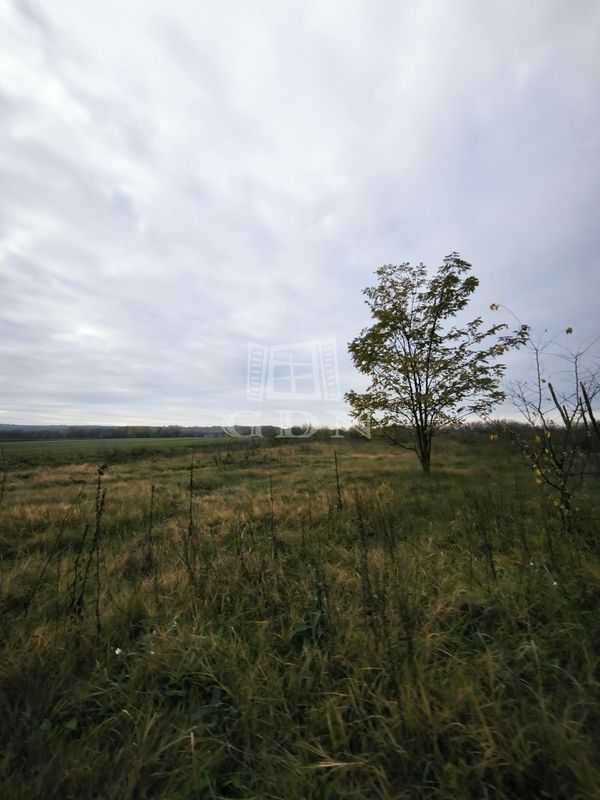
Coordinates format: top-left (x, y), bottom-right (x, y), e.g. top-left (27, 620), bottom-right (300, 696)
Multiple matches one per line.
top-left (1, 0), bottom-right (598, 426)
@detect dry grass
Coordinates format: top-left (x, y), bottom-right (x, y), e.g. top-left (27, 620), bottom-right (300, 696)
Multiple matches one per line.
top-left (0, 435), bottom-right (599, 799)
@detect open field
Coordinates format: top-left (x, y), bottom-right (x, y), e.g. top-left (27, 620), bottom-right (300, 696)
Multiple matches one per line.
top-left (1, 435), bottom-right (599, 799)
top-left (0, 436), bottom-right (229, 468)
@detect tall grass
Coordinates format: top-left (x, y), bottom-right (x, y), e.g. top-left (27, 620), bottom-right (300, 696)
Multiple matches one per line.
top-left (0, 437), bottom-right (598, 799)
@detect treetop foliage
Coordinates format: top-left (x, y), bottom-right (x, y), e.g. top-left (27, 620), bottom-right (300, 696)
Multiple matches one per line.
top-left (346, 253), bottom-right (529, 470)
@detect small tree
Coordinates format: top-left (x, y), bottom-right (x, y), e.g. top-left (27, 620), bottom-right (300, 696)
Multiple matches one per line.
top-left (346, 253), bottom-right (528, 473)
top-left (504, 325), bottom-right (600, 534)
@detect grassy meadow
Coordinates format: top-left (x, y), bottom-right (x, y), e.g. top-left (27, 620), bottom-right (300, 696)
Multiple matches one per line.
top-left (0, 433), bottom-right (599, 799)
top-left (0, 435), bottom-right (227, 468)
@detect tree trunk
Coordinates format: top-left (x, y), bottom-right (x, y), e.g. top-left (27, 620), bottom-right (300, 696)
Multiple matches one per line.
top-left (416, 429), bottom-right (432, 474)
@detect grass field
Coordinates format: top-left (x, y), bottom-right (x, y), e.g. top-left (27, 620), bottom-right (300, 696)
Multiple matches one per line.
top-left (0, 435), bottom-right (230, 467)
top-left (0, 433), bottom-right (599, 799)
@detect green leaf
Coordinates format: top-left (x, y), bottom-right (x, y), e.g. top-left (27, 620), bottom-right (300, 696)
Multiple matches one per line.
top-left (346, 255), bottom-right (527, 472)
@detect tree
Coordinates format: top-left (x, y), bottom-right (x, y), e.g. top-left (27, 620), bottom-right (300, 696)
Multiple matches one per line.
top-left (503, 325), bottom-right (600, 535)
top-left (345, 253), bottom-right (528, 473)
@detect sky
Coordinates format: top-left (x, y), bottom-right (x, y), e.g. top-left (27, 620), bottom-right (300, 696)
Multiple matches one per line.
top-left (0, 0), bottom-right (599, 427)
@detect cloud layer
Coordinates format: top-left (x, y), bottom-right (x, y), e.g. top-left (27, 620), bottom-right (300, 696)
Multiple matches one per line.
top-left (1, 0), bottom-right (598, 424)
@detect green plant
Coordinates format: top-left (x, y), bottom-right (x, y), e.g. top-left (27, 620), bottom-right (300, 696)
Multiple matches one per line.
top-left (346, 253), bottom-right (528, 472)
top-left (503, 324), bottom-right (600, 537)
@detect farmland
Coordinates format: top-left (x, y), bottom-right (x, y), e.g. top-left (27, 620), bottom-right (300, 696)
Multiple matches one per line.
top-left (1, 433), bottom-right (599, 799)
top-left (0, 435), bottom-right (228, 468)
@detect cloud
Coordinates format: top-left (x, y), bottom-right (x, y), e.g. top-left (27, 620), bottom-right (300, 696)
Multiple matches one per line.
top-left (0, 0), bottom-right (598, 424)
